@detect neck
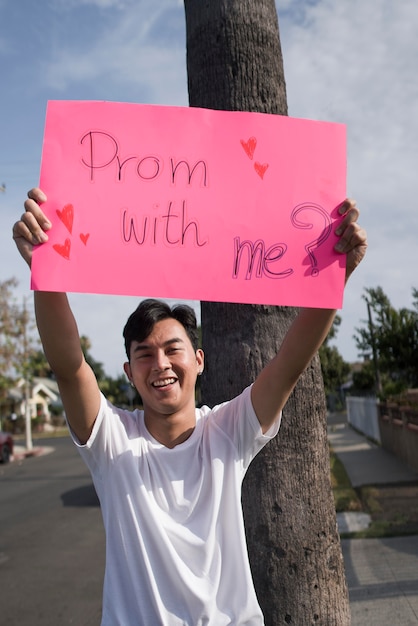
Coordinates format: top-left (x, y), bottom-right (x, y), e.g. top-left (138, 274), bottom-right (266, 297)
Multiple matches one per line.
top-left (144, 409), bottom-right (196, 448)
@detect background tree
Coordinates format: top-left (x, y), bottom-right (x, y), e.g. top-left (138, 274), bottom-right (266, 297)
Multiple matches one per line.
top-left (0, 278), bottom-right (20, 404)
top-left (184, 1), bottom-right (350, 623)
top-left (0, 279), bottom-right (40, 447)
top-left (28, 349), bottom-right (53, 379)
top-left (100, 373), bottom-right (142, 408)
top-left (0, 279), bottom-right (38, 397)
top-left (319, 315), bottom-right (351, 408)
top-left (354, 286), bottom-right (418, 396)
top-left (350, 361), bottom-right (376, 394)
top-left (80, 336), bottom-right (143, 406)
top-left (0, 278), bottom-right (142, 426)
top-left (80, 335), bottom-right (107, 381)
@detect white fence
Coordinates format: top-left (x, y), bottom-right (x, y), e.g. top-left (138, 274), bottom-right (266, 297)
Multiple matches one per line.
top-left (346, 396), bottom-right (380, 443)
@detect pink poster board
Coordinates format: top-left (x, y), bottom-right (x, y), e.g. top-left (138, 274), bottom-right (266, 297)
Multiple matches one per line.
top-left (32, 101), bottom-right (346, 308)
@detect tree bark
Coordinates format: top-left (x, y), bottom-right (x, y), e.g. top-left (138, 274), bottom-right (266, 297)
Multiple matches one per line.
top-left (184, 1), bottom-right (350, 624)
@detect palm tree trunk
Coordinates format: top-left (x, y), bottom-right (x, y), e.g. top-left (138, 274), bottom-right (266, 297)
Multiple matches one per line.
top-left (184, 1), bottom-right (350, 624)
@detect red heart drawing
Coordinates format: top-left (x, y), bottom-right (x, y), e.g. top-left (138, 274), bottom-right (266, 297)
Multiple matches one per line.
top-left (240, 137), bottom-right (257, 160)
top-left (80, 233), bottom-right (90, 246)
top-left (53, 238), bottom-right (71, 260)
top-left (56, 204), bottom-right (74, 234)
top-left (254, 162), bottom-right (269, 179)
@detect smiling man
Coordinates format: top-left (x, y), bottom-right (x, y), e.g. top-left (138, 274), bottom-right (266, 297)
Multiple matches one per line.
top-left (13, 187), bottom-right (367, 625)
top-left (123, 301), bottom-right (204, 448)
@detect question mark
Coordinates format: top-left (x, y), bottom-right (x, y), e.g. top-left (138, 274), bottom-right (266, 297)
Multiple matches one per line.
top-left (290, 203), bottom-right (332, 277)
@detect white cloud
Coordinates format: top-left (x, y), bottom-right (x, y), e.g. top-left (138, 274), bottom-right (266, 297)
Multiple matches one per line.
top-left (51, 0), bottom-right (136, 11)
top-left (42, 2), bottom-right (188, 105)
top-left (276, 0), bottom-right (418, 359)
top-left (280, 1), bottom-right (417, 175)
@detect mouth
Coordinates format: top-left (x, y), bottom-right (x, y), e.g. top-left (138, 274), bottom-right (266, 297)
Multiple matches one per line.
top-left (151, 377), bottom-right (177, 389)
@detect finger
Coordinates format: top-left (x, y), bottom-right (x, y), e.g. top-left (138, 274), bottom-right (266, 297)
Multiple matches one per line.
top-left (12, 219), bottom-right (28, 241)
top-left (16, 211), bottom-right (50, 244)
top-left (335, 222), bottom-right (355, 252)
top-left (335, 202), bottom-right (360, 237)
top-left (23, 197), bottom-right (52, 231)
top-left (27, 187), bottom-right (47, 204)
top-left (335, 224), bottom-right (367, 254)
top-left (338, 198), bottom-right (358, 215)
top-left (12, 222), bottom-right (36, 268)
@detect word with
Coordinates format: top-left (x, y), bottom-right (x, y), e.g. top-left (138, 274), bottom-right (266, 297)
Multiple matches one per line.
top-left (121, 200), bottom-right (208, 248)
top-left (80, 131), bottom-right (209, 188)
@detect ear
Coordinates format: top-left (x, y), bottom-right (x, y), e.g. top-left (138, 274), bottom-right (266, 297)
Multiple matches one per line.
top-left (196, 348), bottom-right (204, 374)
top-left (123, 361), bottom-right (133, 383)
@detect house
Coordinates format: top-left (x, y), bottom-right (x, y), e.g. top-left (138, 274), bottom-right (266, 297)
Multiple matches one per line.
top-left (4, 377), bottom-right (61, 424)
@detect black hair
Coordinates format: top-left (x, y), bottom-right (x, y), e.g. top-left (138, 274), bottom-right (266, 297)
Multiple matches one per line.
top-left (123, 298), bottom-right (199, 360)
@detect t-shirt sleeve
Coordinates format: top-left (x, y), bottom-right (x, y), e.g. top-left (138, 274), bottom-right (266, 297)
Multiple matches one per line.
top-left (68, 393), bottom-right (131, 477)
top-left (207, 385), bottom-right (281, 471)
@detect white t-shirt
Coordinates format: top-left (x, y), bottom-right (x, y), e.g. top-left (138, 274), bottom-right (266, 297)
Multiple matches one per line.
top-left (72, 385), bottom-right (281, 625)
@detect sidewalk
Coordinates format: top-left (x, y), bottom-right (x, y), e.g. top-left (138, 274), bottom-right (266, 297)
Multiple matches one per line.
top-left (329, 417), bottom-right (418, 535)
top-left (328, 420), bottom-right (418, 488)
top-left (342, 535), bottom-right (418, 625)
top-left (329, 414), bottom-right (418, 625)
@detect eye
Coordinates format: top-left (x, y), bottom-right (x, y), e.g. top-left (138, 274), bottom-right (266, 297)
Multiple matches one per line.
top-left (136, 352), bottom-right (151, 360)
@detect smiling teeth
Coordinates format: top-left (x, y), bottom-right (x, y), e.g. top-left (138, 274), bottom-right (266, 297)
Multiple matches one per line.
top-left (153, 378), bottom-right (176, 388)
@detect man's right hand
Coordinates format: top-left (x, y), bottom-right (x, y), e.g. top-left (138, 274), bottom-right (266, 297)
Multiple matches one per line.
top-left (12, 188), bottom-right (51, 267)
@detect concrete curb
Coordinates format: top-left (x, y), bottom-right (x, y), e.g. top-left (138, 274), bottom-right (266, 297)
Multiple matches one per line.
top-left (12, 445), bottom-right (55, 462)
top-left (337, 511), bottom-right (371, 534)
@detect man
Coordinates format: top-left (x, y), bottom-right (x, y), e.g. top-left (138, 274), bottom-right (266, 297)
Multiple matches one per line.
top-left (13, 188), bottom-right (367, 625)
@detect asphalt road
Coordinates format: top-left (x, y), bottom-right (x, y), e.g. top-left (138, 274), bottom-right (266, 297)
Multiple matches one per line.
top-left (0, 436), bottom-right (105, 625)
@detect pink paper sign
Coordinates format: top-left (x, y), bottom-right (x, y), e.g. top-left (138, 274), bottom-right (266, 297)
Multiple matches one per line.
top-left (32, 101), bottom-right (346, 308)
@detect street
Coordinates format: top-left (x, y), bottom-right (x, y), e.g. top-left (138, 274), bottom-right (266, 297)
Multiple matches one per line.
top-left (2, 434), bottom-right (418, 625)
top-left (0, 436), bottom-right (105, 625)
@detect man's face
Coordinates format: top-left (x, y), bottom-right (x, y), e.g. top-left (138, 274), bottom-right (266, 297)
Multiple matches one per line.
top-left (124, 318), bottom-right (204, 423)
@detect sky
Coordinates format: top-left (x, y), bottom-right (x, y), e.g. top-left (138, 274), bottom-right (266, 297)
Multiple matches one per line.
top-left (0, 0), bottom-right (417, 377)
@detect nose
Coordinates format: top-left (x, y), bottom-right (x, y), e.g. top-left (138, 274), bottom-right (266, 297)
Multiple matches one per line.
top-left (152, 349), bottom-right (170, 372)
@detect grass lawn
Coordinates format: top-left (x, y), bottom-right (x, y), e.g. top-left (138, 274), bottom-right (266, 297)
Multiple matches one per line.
top-left (330, 445), bottom-right (418, 538)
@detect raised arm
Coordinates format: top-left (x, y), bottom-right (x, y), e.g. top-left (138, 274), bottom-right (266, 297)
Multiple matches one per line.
top-left (13, 188), bottom-right (101, 444)
top-left (251, 199), bottom-right (367, 432)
